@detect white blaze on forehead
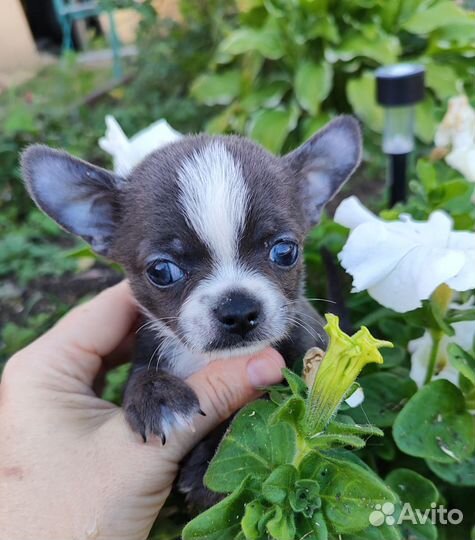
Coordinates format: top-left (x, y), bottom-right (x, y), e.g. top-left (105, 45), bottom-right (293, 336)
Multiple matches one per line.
top-left (177, 142), bottom-right (248, 264)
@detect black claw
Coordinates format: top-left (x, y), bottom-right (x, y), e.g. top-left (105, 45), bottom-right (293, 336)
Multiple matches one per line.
top-left (161, 433), bottom-right (167, 445)
top-left (141, 432), bottom-right (147, 443)
top-left (199, 408), bottom-right (207, 417)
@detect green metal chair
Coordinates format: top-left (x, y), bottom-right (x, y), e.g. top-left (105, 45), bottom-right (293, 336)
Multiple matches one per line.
top-left (52, 0), bottom-right (123, 78)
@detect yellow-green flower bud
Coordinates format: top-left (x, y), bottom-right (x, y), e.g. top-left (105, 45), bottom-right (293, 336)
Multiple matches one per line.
top-left (304, 314), bottom-right (392, 435)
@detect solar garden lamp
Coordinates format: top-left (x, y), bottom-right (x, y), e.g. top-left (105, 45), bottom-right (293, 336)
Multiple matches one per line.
top-left (375, 64), bottom-right (425, 206)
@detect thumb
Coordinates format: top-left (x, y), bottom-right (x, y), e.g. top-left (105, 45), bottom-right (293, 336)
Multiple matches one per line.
top-left (173, 348), bottom-right (285, 455)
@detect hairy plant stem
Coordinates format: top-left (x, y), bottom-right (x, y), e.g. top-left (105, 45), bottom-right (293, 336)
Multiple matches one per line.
top-left (293, 434), bottom-right (312, 468)
top-left (424, 330), bottom-right (443, 385)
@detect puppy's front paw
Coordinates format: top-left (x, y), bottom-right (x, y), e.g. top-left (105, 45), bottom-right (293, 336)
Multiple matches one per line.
top-left (123, 369), bottom-right (203, 444)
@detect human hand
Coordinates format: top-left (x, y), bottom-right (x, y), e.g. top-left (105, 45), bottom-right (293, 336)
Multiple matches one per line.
top-left (0, 281), bottom-right (285, 540)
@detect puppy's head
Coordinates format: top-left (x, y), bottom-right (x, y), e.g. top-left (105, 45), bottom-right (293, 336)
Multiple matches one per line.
top-left (22, 117), bottom-right (361, 362)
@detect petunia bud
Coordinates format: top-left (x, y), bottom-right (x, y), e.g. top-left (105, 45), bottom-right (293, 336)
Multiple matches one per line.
top-left (304, 314), bottom-right (392, 435)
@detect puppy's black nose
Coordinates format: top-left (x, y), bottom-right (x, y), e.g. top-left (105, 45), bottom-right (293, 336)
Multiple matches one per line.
top-left (214, 292), bottom-right (261, 337)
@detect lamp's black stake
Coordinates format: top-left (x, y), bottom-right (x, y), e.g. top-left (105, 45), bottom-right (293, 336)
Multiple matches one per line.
top-left (389, 153), bottom-right (408, 206)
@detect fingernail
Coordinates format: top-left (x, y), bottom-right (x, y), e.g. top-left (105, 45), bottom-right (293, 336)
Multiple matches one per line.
top-left (247, 354), bottom-right (285, 388)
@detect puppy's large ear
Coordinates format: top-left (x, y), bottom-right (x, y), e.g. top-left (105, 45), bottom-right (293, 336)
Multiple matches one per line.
top-left (284, 116), bottom-right (362, 228)
top-left (21, 145), bottom-right (125, 255)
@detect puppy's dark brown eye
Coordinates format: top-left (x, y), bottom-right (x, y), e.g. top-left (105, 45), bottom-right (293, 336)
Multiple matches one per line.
top-left (269, 241), bottom-right (298, 267)
top-left (147, 260), bottom-right (185, 287)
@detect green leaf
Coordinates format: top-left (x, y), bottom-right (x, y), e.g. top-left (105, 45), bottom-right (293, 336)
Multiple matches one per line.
top-left (262, 464), bottom-right (298, 504)
top-left (345, 524), bottom-right (402, 540)
top-left (191, 70), bottom-right (241, 106)
top-left (386, 468), bottom-right (439, 540)
top-left (294, 61), bottom-right (332, 115)
top-left (446, 308), bottom-right (475, 324)
top-left (236, 0), bottom-right (262, 12)
top-left (248, 108), bottom-right (294, 153)
top-left (299, 453), bottom-right (397, 534)
top-left (416, 159), bottom-right (437, 191)
top-left (240, 81), bottom-right (289, 112)
top-left (267, 384), bottom-right (293, 405)
top-left (448, 344), bottom-right (475, 386)
top-left (241, 499), bottom-right (266, 540)
top-left (289, 479), bottom-right (322, 516)
top-left (205, 400), bottom-right (297, 492)
top-left (429, 180), bottom-right (471, 209)
top-left (373, 434), bottom-right (397, 462)
top-left (307, 433), bottom-right (366, 450)
top-left (282, 367), bottom-right (308, 397)
top-left (347, 72), bottom-right (384, 133)
top-left (403, 2), bottom-right (472, 34)
top-left (296, 511), bottom-right (328, 539)
top-left (415, 96), bottom-right (439, 144)
top-left (266, 506), bottom-right (296, 540)
top-left (331, 26), bottom-right (400, 64)
top-left (427, 454), bottom-right (475, 487)
top-left (348, 372), bottom-right (417, 428)
top-left (182, 476), bottom-right (257, 540)
top-left (300, 113), bottom-right (332, 141)
top-left (269, 395), bottom-right (306, 427)
top-left (380, 347), bottom-right (406, 370)
top-left (385, 469), bottom-right (440, 509)
top-left (4, 103), bottom-right (38, 135)
top-left (393, 380), bottom-right (475, 463)
top-left (327, 418), bottom-right (384, 438)
top-left (219, 24), bottom-right (285, 60)
top-left (425, 63), bottom-right (460, 101)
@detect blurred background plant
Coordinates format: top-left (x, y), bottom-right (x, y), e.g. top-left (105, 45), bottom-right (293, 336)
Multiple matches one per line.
top-left (1, 0), bottom-right (475, 538)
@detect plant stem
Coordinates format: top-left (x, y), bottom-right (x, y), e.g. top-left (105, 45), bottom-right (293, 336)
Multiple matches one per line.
top-left (424, 330), bottom-right (442, 385)
top-left (293, 434), bottom-right (311, 468)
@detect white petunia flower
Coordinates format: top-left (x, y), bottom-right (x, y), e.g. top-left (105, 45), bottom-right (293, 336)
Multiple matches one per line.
top-left (98, 115), bottom-right (182, 176)
top-left (409, 307), bottom-right (475, 388)
top-left (345, 386), bottom-right (365, 408)
top-left (334, 196), bottom-right (475, 313)
top-left (434, 95), bottom-right (475, 182)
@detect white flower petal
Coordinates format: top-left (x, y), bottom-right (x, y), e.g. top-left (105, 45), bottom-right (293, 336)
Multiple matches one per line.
top-left (345, 387), bottom-right (365, 408)
top-left (338, 221), bottom-right (417, 291)
top-left (446, 231), bottom-right (475, 291)
top-left (98, 115), bottom-right (135, 176)
top-left (446, 251), bottom-right (475, 291)
top-left (334, 196), bottom-right (380, 229)
top-left (129, 119), bottom-right (182, 162)
top-left (98, 116), bottom-right (182, 175)
top-left (409, 332), bottom-right (460, 389)
top-left (336, 199), bottom-right (472, 313)
top-left (384, 211), bottom-right (453, 248)
top-left (368, 246), bottom-right (465, 312)
top-left (409, 332), bottom-right (433, 387)
top-left (434, 95), bottom-right (475, 150)
top-left (446, 145), bottom-right (475, 182)
top-left (409, 306), bottom-right (475, 389)
top-left (448, 230), bottom-right (475, 251)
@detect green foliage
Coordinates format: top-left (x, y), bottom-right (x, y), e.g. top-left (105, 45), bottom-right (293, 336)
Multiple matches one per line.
top-left (190, 0), bottom-right (475, 152)
top-left (393, 380), bottom-right (475, 463)
top-left (386, 469), bottom-right (440, 540)
top-left (184, 400), bottom-right (397, 540)
top-left (1, 315), bottom-right (51, 361)
top-left (0, 213), bottom-right (79, 286)
top-left (348, 372), bottom-right (417, 428)
top-left (298, 156), bottom-right (475, 539)
top-left (102, 363), bottom-right (132, 405)
top-left (184, 319), bottom-right (398, 540)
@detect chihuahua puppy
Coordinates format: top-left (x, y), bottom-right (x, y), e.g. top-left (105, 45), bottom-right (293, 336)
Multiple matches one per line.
top-left (21, 116), bottom-right (361, 507)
